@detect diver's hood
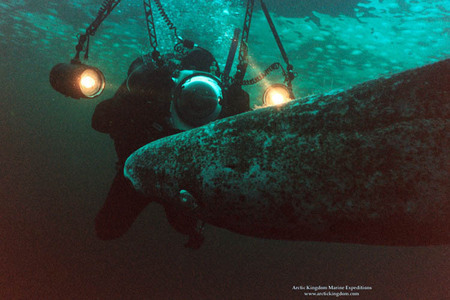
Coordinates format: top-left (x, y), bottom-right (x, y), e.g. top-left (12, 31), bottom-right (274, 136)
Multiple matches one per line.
top-left (170, 70), bottom-right (223, 131)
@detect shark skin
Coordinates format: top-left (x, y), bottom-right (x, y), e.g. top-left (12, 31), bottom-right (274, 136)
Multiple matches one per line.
top-left (124, 59), bottom-right (450, 246)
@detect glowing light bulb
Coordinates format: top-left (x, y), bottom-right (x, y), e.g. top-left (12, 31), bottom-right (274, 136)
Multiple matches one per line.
top-left (80, 75), bottom-right (96, 89)
top-left (270, 92), bottom-right (285, 105)
top-left (263, 84), bottom-right (293, 106)
top-left (79, 68), bottom-right (105, 98)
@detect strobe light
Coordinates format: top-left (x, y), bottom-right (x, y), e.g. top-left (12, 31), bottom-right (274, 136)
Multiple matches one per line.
top-left (263, 83), bottom-right (294, 106)
top-left (49, 62), bottom-right (105, 99)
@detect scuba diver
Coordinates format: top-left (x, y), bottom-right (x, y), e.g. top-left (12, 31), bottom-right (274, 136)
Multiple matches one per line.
top-left (91, 46), bottom-right (250, 249)
top-left (48, 0), bottom-right (296, 249)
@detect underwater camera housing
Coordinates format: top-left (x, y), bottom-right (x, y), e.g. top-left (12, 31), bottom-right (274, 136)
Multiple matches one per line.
top-left (170, 70), bottom-right (223, 130)
top-left (124, 53), bottom-right (223, 131)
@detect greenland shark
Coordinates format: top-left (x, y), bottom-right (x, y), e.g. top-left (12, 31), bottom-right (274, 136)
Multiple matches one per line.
top-left (124, 59), bottom-right (450, 246)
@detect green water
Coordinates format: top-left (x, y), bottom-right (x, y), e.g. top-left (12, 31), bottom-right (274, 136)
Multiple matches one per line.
top-left (2, 0), bottom-right (448, 104)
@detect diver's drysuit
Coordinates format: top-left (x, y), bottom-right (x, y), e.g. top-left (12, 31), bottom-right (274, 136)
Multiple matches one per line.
top-left (92, 48), bottom-right (250, 248)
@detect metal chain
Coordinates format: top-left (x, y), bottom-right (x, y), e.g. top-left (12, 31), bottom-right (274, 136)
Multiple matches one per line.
top-left (153, 0), bottom-right (180, 40)
top-left (239, 62), bottom-right (281, 85)
top-left (235, 0), bottom-right (254, 83)
top-left (74, 0), bottom-right (122, 61)
top-left (85, 0), bottom-right (121, 37)
top-left (143, 0), bottom-right (158, 51)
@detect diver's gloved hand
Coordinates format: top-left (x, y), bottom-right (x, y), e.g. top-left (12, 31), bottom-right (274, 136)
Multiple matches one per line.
top-left (184, 232), bottom-right (205, 249)
top-left (184, 220), bottom-right (205, 249)
top-left (165, 205), bottom-right (206, 249)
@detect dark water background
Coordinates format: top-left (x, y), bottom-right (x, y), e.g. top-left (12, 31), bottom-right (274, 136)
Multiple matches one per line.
top-left (1, 0), bottom-right (449, 298)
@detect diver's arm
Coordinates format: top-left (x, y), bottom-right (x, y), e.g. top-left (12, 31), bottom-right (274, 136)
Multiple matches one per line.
top-left (91, 99), bottom-right (116, 133)
top-left (221, 83), bottom-right (251, 118)
top-left (91, 81), bottom-right (130, 133)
